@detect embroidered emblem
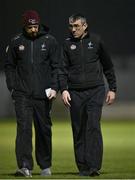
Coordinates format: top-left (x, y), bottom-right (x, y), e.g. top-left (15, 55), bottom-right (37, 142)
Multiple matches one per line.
top-left (41, 43), bottom-right (46, 51)
top-left (28, 19), bottom-right (37, 24)
top-left (19, 45), bottom-right (25, 51)
top-left (88, 41), bottom-right (93, 49)
top-left (70, 44), bottom-right (76, 50)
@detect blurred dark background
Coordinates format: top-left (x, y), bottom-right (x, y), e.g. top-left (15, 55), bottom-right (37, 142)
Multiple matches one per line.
top-left (0, 0), bottom-right (135, 118)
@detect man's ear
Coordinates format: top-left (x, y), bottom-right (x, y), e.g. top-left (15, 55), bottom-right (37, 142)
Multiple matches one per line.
top-left (83, 23), bottom-right (88, 30)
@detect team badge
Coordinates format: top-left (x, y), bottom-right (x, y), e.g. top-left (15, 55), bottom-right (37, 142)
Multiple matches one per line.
top-left (41, 43), bottom-right (46, 51)
top-left (19, 45), bottom-right (25, 51)
top-left (88, 41), bottom-right (93, 49)
top-left (70, 44), bottom-right (76, 50)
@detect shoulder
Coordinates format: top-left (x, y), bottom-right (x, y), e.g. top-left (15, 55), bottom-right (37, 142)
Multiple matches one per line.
top-left (11, 33), bottom-right (22, 42)
top-left (90, 33), bottom-right (102, 42)
top-left (65, 37), bottom-right (72, 42)
top-left (63, 37), bottom-right (72, 46)
top-left (43, 34), bottom-right (57, 41)
top-left (8, 33), bottom-right (22, 48)
top-left (42, 34), bottom-right (58, 46)
top-left (10, 33), bottom-right (23, 46)
top-left (65, 37), bottom-right (71, 41)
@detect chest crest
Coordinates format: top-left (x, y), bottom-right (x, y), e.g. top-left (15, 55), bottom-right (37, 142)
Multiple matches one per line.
top-left (88, 41), bottom-right (94, 49)
top-left (70, 44), bottom-right (77, 50)
top-left (18, 45), bottom-right (25, 51)
top-left (41, 43), bottom-right (46, 51)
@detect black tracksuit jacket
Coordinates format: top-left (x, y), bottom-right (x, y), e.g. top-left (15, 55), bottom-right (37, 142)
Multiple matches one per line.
top-left (59, 32), bottom-right (117, 92)
top-left (5, 25), bottom-right (59, 99)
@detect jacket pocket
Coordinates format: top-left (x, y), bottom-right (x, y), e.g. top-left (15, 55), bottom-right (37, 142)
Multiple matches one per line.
top-left (85, 61), bottom-right (101, 80)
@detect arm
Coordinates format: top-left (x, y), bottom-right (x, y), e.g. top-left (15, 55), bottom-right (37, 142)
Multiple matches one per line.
top-left (59, 43), bottom-right (71, 106)
top-left (58, 43), bottom-right (69, 92)
top-left (48, 37), bottom-right (60, 99)
top-left (99, 39), bottom-right (117, 105)
top-left (4, 41), bottom-right (17, 92)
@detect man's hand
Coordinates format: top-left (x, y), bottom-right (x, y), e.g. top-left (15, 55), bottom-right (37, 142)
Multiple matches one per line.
top-left (106, 91), bottom-right (116, 105)
top-left (62, 90), bottom-right (71, 107)
top-left (48, 89), bottom-right (57, 100)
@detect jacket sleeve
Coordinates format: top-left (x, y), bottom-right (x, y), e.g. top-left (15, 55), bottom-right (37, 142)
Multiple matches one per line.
top-left (4, 40), bottom-right (17, 92)
top-left (99, 39), bottom-right (117, 92)
top-left (58, 43), bottom-right (69, 93)
top-left (49, 37), bottom-right (60, 92)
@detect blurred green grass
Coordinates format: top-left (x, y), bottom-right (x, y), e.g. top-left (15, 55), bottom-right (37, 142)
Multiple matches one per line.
top-left (0, 119), bottom-right (135, 179)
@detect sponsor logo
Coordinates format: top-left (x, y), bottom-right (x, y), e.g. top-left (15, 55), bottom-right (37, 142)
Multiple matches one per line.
top-left (28, 19), bottom-right (37, 24)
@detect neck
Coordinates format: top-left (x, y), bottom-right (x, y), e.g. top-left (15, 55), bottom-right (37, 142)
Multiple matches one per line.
top-left (80, 31), bottom-right (87, 39)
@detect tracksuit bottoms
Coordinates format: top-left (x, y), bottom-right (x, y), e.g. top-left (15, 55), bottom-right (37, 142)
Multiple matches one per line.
top-left (13, 94), bottom-right (52, 170)
top-left (69, 85), bottom-right (105, 171)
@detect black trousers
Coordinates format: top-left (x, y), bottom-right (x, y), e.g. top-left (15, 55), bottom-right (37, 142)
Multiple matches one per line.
top-left (13, 94), bottom-right (52, 170)
top-left (69, 86), bottom-right (105, 172)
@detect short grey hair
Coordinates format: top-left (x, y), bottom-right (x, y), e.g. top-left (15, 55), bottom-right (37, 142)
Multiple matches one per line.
top-left (69, 13), bottom-right (87, 24)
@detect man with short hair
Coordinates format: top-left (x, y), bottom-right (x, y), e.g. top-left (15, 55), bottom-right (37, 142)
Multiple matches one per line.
top-left (5, 10), bottom-right (59, 177)
top-left (59, 13), bottom-right (117, 176)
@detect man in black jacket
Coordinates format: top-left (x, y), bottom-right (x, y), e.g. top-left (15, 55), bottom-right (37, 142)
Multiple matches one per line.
top-left (59, 14), bottom-right (116, 176)
top-left (5, 10), bottom-right (59, 177)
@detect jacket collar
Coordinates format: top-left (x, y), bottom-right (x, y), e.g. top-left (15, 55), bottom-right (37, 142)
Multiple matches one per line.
top-left (69, 31), bottom-right (90, 42)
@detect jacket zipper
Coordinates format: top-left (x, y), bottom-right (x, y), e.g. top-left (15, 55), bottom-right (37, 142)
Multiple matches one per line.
top-left (80, 39), bottom-right (85, 82)
top-left (31, 41), bottom-right (34, 95)
top-left (31, 41), bottom-right (34, 64)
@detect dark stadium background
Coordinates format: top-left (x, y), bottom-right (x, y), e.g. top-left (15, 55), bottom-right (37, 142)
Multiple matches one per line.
top-left (0, 0), bottom-right (135, 118)
top-left (0, 1), bottom-right (135, 179)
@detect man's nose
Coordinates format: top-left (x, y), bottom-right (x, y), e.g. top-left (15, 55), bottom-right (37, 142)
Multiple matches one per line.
top-left (72, 27), bottom-right (76, 32)
top-left (31, 27), bottom-right (36, 32)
